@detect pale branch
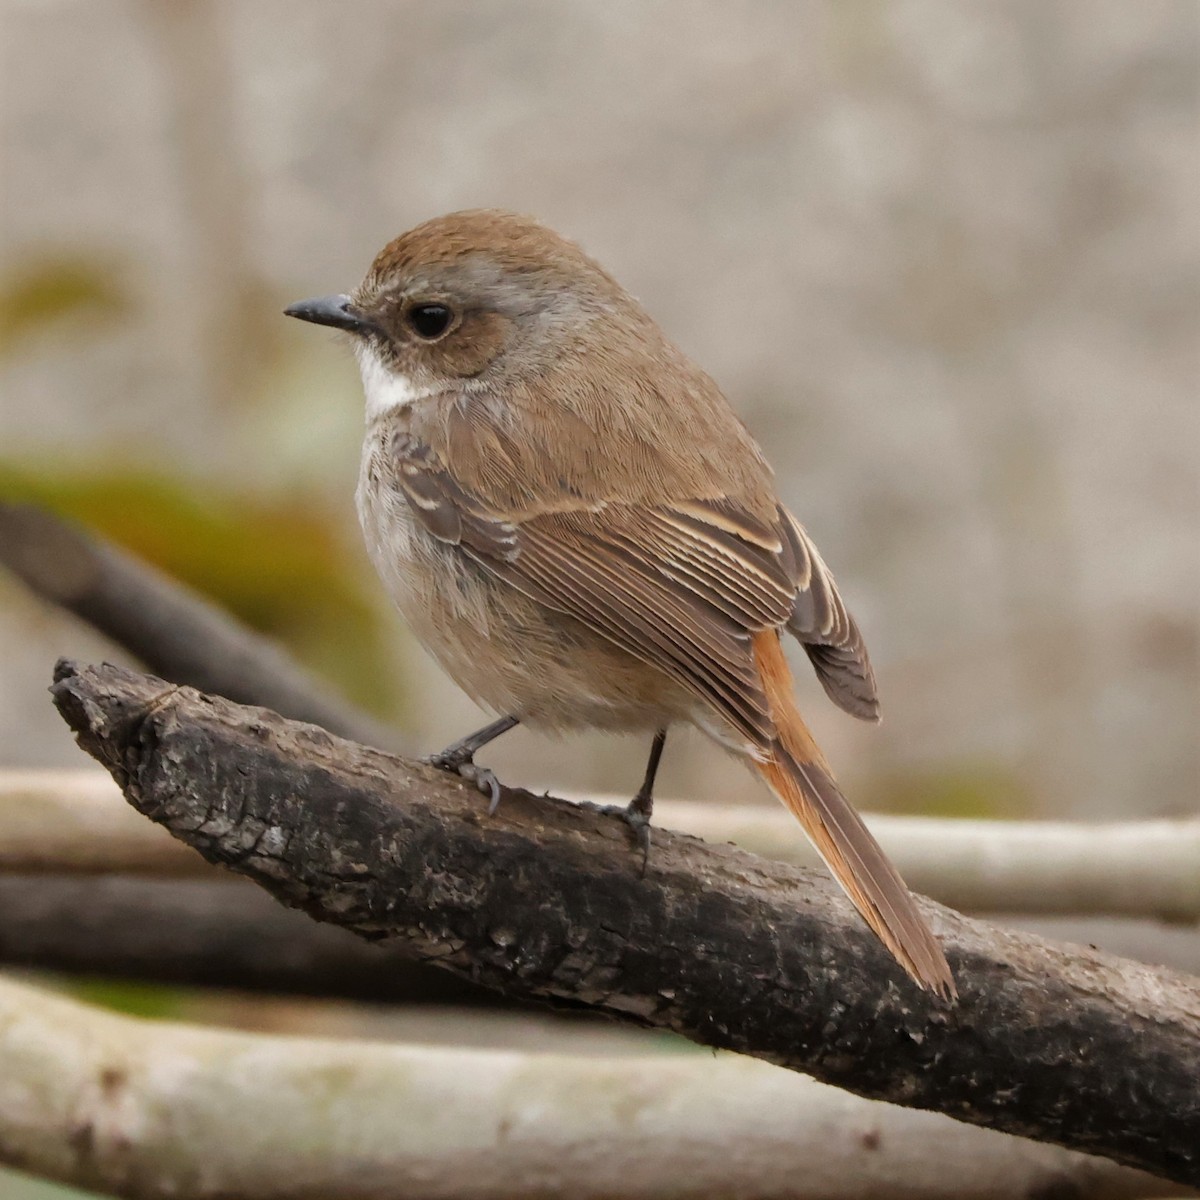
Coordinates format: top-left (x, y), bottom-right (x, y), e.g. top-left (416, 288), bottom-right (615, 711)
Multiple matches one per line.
top-left (0, 503), bottom-right (398, 749)
top-left (0, 770), bottom-right (197, 875)
top-left (0, 977), bottom-right (1180, 1200)
top-left (6, 769), bottom-right (1199, 923)
top-left (49, 661), bottom-right (1200, 1184)
top-left (5, 776), bottom-right (1200, 996)
top-left (654, 800), bottom-right (1200, 923)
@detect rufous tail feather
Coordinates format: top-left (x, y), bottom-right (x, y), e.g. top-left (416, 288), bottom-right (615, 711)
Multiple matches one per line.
top-left (752, 631), bottom-right (956, 1001)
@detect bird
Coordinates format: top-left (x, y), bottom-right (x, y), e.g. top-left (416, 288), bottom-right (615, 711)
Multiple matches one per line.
top-left (284, 208), bottom-right (955, 1000)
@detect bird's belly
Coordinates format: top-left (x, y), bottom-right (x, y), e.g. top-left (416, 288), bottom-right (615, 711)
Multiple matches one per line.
top-left (356, 467), bottom-right (693, 734)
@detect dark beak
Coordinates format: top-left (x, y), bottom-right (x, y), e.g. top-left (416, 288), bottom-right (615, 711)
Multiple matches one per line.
top-left (283, 294), bottom-right (375, 335)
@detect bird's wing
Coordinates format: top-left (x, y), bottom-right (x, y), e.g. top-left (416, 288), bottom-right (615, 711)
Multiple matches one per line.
top-left (394, 436), bottom-right (947, 996)
top-left (394, 438), bottom-right (802, 747)
top-left (779, 509), bottom-right (880, 721)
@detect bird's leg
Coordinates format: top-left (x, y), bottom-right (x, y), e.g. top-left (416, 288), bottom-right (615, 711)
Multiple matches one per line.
top-left (600, 728), bottom-right (667, 875)
top-left (426, 715), bottom-right (519, 814)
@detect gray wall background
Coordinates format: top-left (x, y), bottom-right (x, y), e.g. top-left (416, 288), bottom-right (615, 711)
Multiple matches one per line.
top-left (2, 0), bottom-right (1196, 819)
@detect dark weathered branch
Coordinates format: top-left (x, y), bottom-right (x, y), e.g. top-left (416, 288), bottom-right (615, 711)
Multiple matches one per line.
top-left (50, 660), bottom-right (1200, 1185)
top-left (0, 503), bottom-right (397, 748)
top-left (7, 871), bottom-right (1200, 1003)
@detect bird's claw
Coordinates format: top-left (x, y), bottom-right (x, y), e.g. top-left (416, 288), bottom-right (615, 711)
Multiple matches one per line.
top-left (425, 752), bottom-right (505, 814)
top-left (598, 798), bottom-right (653, 876)
top-left (462, 762), bottom-right (504, 814)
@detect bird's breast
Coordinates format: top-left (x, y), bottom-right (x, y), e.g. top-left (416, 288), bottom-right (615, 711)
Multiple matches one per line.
top-left (357, 425), bottom-right (495, 637)
top-left (354, 424), bottom-right (701, 731)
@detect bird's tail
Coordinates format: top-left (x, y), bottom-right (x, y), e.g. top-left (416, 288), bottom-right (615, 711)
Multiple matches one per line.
top-left (752, 631), bottom-right (956, 1001)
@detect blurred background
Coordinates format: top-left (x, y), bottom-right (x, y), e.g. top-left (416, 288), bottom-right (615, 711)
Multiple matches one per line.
top-left (0, 3), bottom-right (1197, 1197)
top-left (4, 0), bottom-right (1195, 821)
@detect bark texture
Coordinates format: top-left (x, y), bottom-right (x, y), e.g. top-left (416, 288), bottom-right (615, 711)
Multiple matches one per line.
top-left (7, 874), bottom-right (1200, 1001)
top-left (50, 660), bottom-right (1200, 1185)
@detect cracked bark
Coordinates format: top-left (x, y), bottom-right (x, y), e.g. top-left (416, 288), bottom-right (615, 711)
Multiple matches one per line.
top-left (49, 660), bottom-right (1200, 1186)
top-left (7, 875), bottom-right (1200, 1001)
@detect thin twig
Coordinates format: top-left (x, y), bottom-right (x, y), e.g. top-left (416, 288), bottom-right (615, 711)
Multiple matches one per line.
top-left (0, 503), bottom-right (398, 748)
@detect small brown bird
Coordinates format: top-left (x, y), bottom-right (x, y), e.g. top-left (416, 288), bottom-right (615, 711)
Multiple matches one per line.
top-left (285, 209), bottom-right (955, 1000)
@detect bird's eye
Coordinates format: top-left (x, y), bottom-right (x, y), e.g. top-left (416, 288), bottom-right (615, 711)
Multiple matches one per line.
top-left (407, 303), bottom-right (454, 340)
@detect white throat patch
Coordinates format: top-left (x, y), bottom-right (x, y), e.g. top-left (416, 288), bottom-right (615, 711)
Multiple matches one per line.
top-left (355, 343), bottom-right (436, 423)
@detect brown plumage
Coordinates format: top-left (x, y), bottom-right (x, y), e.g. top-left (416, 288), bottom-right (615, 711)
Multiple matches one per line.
top-left (286, 209), bottom-right (955, 1000)
top-left (752, 631), bottom-right (955, 998)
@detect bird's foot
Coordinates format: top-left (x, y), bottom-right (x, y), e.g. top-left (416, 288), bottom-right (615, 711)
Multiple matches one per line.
top-left (598, 792), bottom-right (653, 876)
top-left (426, 748), bottom-right (505, 815)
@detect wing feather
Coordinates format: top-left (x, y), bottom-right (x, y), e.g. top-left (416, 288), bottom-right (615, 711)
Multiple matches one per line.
top-left (780, 510), bottom-right (880, 721)
top-left (391, 434), bottom-right (875, 737)
top-left (512, 526), bottom-right (773, 740)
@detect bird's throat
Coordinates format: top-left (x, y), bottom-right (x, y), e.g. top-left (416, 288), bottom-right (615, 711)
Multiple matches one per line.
top-left (355, 343), bottom-right (437, 423)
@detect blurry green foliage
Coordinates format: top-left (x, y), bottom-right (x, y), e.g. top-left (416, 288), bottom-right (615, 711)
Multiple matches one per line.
top-left (0, 465), bottom-right (402, 718)
top-left (867, 763), bottom-right (1030, 820)
top-left (0, 256), bottom-right (131, 354)
top-left (67, 978), bottom-right (185, 1022)
top-left (0, 1168), bottom-right (102, 1200)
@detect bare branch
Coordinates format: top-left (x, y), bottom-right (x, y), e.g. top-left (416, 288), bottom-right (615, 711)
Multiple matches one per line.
top-left (7, 770), bottom-right (1199, 922)
top-left (658, 801), bottom-right (1200, 922)
top-left (6, 873), bottom-right (1200, 1005)
top-left (0, 770), bottom-right (195, 875)
top-left (0, 975), bottom-right (1183, 1200)
top-left (48, 660), bottom-right (1200, 1184)
top-left (0, 504), bottom-right (398, 748)
top-left (0, 873), bottom-right (501, 1006)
